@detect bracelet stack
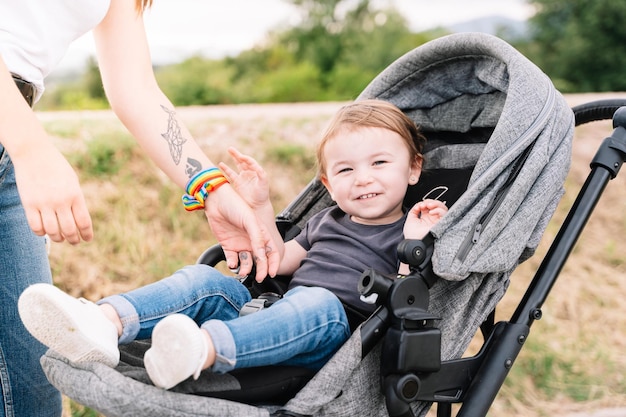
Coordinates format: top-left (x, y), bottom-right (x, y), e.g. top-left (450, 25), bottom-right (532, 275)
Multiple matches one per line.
top-left (182, 168), bottom-right (229, 211)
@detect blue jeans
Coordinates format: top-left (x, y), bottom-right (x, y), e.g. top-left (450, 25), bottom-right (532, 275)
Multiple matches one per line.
top-left (100, 264), bottom-right (351, 373)
top-left (0, 146), bottom-right (62, 417)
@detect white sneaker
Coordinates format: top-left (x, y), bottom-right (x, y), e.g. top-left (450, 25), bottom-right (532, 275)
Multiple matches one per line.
top-left (144, 314), bottom-right (208, 389)
top-left (18, 283), bottom-right (119, 368)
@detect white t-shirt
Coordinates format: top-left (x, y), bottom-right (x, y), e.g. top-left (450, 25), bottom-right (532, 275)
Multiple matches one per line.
top-left (0, 0), bottom-right (110, 101)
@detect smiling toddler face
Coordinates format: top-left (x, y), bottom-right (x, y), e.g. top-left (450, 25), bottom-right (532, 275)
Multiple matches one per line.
top-left (320, 126), bottom-right (421, 225)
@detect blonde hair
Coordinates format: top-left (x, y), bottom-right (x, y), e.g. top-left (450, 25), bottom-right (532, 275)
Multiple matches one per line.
top-left (316, 99), bottom-right (426, 178)
top-left (135, 0), bottom-right (153, 12)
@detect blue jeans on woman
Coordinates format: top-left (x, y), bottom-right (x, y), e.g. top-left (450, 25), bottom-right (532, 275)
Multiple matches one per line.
top-left (0, 146), bottom-right (62, 417)
top-left (100, 264), bottom-right (352, 373)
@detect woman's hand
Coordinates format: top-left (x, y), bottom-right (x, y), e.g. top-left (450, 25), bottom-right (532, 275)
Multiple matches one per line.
top-left (203, 184), bottom-right (279, 281)
top-left (13, 145), bottom-right (93, 244)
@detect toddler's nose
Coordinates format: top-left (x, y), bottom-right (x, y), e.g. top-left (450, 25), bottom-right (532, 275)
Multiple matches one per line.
top-left (354, 169), bottom-right (374, 185)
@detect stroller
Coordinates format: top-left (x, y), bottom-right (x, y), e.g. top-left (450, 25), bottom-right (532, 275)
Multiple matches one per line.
top-left (40, 32), bottom-right (626, 417)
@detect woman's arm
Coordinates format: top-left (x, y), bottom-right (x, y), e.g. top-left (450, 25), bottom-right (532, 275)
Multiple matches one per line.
top-left (0, 56), bottom-right (93, 244)
top-left (93, 0), bottom-right (279, 279)
top-left (93, 0), bottom-right (206, 187)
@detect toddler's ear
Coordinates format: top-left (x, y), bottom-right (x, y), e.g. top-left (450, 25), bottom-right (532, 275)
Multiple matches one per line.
top-left (320, 176), bottom-right (336, 201)
top-left (409, 155), bottom-right (423, 184)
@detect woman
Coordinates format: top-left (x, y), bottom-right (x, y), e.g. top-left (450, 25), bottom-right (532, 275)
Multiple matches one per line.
top-left (0, 1), bottom-right (278, 416)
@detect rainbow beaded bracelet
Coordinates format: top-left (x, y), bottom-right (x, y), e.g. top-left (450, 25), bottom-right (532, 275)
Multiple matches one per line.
top-left (182, 167), bottom-right (229, 211)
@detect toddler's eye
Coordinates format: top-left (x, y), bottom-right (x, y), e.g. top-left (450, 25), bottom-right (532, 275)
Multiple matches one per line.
top-left (373, 160), bottom-right (387, 166)
top-left (337, 167), bottom-right (352, 174)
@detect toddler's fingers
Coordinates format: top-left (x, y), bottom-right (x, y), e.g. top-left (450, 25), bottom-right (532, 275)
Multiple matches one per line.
top-left (218, 162), bottom-right (237, 181)
top-left (228, 147), bottom-right (256, 167)
top-left (430, 207), bottom-right (448, 217)
top-left (226, 147), bottom-right (241, 160)
top-left (423, 199), bottom-right (444, 209)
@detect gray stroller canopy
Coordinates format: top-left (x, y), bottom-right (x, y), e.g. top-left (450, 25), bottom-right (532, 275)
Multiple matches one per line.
top-left (41, 33), bottom-right (574, 417)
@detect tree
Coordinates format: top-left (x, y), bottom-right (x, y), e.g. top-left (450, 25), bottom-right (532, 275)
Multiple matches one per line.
top-left (83, 57), bottom-right (106, 100)
top-left (277, 0), bottom-right (433, 93)
top-left (40, 0), bottom-right (441, 108)
top-left (282, 0), bottom-right (366, 76)
top-left (219, 0), bottom-right (438, 103)
top-left (525, 0), bottom-right (626, 92)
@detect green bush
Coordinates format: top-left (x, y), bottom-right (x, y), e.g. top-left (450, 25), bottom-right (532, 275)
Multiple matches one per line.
top-left (69, 134), bottom-right (137, 177)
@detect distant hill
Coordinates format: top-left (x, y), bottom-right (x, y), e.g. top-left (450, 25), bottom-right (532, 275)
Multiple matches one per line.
top-left (446, 15), bottom-right (529, 39)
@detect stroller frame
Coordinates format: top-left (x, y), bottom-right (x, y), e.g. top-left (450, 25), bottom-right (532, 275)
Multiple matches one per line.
top-left (350, 101), bottom-right (626, 417)
top-left (195, 100), bottom-right (626, 417)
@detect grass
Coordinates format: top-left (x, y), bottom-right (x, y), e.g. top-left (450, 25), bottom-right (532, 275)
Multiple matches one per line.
top-left (36, 98), bottom-right (626, 417)
top-left (68, 133), bottom-right (136, 177)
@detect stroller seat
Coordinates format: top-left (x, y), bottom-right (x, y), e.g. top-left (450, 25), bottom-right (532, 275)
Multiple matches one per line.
top-left (41, 32), bottom-right (580, 417)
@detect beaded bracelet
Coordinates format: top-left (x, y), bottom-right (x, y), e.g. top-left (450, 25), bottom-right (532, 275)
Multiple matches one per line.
top-left (182, 167), bottom-right (229, 211)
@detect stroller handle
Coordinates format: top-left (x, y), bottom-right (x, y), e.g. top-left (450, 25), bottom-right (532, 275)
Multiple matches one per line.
top-left (572, 98), bottom-right (626, 126)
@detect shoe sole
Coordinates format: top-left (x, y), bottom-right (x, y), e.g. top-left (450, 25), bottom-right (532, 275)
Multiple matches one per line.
top-left (18, 284), bottom-right (119, 368)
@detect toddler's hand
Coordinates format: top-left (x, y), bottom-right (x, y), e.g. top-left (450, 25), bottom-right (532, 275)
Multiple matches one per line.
top-left (219, 147), bottom-right (269, 210)
top-left (403, 199), bottom-right (448, 240)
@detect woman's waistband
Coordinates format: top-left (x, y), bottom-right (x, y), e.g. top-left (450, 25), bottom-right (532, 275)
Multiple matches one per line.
top-left (11, 73), bottom-right (35, 107)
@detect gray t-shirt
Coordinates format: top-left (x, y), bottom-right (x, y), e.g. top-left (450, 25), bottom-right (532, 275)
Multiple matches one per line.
top-left (288, 206), bottom-right (405, 318)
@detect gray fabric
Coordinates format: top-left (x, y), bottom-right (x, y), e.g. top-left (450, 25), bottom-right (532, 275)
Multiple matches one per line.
top-left (113, 339), bottom-right (244, 395)
top-left (423, 143), bottom-right (485, 170)
top-left (41, 351), bottom-right (273, 417)
top-left (356, 32), bottom-right (573, 417)
top-left (281, 328), bottom-right (388, 416)
top-left (40, 32), bottom-right (574, 417)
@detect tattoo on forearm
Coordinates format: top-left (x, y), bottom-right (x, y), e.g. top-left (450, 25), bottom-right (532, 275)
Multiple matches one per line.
top-left (185, 158), bottom-right (203, 179)
top-left (160, 105), bottom-right (187, 165)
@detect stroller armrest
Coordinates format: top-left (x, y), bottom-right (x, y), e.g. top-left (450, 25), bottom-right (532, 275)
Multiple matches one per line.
top-left (196, 244), bottom-right (226, 266)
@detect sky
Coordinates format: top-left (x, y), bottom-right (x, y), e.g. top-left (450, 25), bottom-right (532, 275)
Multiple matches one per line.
top-left (55, 0), bottom-right (535, 74)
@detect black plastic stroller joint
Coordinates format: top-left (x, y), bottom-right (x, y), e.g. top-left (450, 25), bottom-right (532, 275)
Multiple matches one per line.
top-left (358, 235), bottom-right (442, 417)
top-left (590, 106), bottom-right (626, 178)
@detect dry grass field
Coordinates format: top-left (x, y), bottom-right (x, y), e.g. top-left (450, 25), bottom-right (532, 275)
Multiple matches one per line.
top-left (36, 93), bottom-right (626, 417)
